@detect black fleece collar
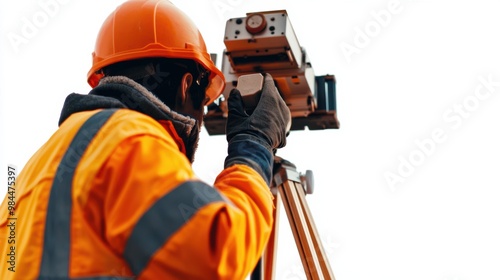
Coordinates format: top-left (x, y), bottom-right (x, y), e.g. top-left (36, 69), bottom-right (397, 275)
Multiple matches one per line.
top-left (59, 76), bottom-right (200, 162)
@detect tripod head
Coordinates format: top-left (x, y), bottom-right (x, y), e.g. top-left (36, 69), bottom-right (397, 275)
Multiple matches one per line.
top-left (204, 10), bottom-right (340, 135)
top-left (272, 156), bottom-right (315, 196)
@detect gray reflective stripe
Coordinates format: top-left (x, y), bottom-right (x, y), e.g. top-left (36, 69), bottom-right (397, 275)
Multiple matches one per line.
top-left (39, 109), bottom-right (117, 279)
top-left (124, 181), bottom-right (225, 275)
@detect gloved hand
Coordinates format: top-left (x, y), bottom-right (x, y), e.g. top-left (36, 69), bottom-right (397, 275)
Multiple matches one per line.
top-left (224, 73), bottom-right (291, 184)
top-left (226, 73), bottom-right (291, 151)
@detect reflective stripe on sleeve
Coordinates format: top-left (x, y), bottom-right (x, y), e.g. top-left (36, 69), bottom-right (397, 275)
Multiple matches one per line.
top-left (123, 181), bottom-right (225, 275)
top-left (39, 109), bottom-right (117, 279)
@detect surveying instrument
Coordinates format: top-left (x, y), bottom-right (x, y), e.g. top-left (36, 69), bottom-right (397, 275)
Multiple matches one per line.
top-left (204, 10), bottom-right (339, 279)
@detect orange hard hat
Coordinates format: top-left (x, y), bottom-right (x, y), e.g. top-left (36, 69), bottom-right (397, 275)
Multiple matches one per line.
top-left (87, 0), bottom-right (225, 105)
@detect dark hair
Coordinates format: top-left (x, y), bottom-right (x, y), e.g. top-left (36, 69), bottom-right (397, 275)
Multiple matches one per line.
top-left (102, 58), bottom-right (209, 109)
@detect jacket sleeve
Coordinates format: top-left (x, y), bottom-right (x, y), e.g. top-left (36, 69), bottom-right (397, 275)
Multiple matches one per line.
top-left (98, 132), bottom-right (273, 279)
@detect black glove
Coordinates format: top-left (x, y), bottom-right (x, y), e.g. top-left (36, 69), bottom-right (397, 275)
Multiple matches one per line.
top-left (224, 73), bottom-right (291, 184)
top-left (226, 73), bottom-right (291, 151)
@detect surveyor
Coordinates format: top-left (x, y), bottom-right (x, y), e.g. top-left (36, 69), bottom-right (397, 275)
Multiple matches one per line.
top-left (0, 0), bottom-right (290, 279)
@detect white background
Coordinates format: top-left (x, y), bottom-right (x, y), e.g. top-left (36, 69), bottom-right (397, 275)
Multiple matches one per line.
top-left (1, 0), bottom-right (500, 279)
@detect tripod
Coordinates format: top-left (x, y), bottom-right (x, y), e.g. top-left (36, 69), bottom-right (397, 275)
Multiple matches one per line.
top-left (251, 157), bottom-right (335, 280)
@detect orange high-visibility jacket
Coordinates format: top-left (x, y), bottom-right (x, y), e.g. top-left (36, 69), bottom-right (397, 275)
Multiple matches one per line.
top-left (0, 108), bottom-right (273, 279)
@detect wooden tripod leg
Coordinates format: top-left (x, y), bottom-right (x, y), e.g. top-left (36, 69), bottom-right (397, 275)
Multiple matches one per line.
top-left (293, 181), bottom-right (335, 280)
top-left (262, 192), bottom-right (280, 280)
top-left (279, 179), bottom-right (335, 280)
top-left (251, 192), bottom-right (280, 280)
top-left (253, 156), bottom-right (336, 280)
top-left (279, 180), bottom-right (323, 279)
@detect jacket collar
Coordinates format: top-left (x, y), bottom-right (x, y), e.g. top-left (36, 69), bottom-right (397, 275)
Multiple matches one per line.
top-left (59, 76), bottom-right (200, 162)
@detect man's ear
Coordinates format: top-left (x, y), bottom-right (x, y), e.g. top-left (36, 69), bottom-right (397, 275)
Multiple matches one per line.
top-left (177, 72), bottom-right (193, 106)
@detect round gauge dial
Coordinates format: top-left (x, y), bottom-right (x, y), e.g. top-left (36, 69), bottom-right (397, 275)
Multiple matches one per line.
top-left (245, 13), bottom-right (267, 34)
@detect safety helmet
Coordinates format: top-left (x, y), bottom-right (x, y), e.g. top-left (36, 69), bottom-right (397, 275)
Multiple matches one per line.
top-left (87, 0), bottom-right (225, 105)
